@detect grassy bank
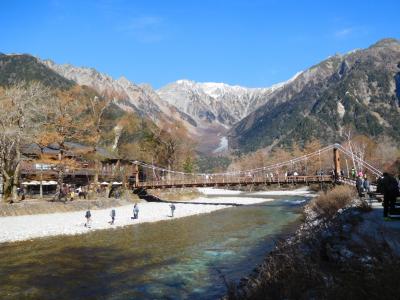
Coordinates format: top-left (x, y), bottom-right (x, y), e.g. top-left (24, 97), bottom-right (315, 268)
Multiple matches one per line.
top-left (0, 192), bottom-right (140, 217)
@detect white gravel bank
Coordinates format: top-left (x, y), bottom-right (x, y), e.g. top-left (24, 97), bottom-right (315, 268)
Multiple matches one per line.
top-left (252, 187), bottom-right (316, 196)
top-left (0, 187), bottom-right (314, 244)
top-left (197, 187), bottom-right (243, 195)
top-left (0, 196), bottom-right (271, 244)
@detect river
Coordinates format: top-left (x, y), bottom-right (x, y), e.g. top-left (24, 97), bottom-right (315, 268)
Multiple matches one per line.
top-left (0, 194), bottom-right (308, 299)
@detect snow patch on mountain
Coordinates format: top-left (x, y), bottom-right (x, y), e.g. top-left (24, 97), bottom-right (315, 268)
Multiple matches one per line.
top-left (156, 77), bottom-right (298, 127)
top-left (213, 136), bottom-right (228, 153)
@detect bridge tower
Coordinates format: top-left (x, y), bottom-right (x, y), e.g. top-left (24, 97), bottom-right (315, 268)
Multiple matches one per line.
top-left (333, 144), bottom-right (341, 180)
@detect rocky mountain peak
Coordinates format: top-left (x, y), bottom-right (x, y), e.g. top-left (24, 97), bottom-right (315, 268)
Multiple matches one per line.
top-left (116, 76), bottom-right (132, 86)
top-left (370, 38), bottom-right (400, 49)
top-left (156, 78), bottom-right (294, 128)
top-left (229, 38), bottom-right (400, 153)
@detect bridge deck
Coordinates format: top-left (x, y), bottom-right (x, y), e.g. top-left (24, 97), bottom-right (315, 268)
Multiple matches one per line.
top-left (136, 175), bottom-right (335, 189)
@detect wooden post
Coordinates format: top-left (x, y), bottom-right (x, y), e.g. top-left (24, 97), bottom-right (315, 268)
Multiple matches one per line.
top-left (134, 163), bottom-right (140, 188)
top-left (333, 146), bottom-right (341, 180)
top-left (39, 168), bottom-right (43, 199)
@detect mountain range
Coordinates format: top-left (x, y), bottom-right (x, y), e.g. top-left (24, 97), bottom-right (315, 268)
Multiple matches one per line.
top-left (1, 38), bottom-right (399, 155)
top-left (229, 38), bottom-right (400, 152)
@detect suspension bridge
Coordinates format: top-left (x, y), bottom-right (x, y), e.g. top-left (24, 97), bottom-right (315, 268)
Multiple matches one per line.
top-left (132, 144), bottom-right (382, 189)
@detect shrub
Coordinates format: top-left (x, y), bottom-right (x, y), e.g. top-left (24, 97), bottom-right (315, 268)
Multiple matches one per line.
top-left (310, 185), bottom-right (356, 218)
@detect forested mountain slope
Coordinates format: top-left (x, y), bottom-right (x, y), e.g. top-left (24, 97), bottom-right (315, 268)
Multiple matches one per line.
top-left (228, 38), bottom-right (400, 153)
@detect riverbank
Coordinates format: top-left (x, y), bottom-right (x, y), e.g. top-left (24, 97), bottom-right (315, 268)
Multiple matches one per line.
top-left (0, 187), bottom-right (313, 244)
top-left (1, 185), bottom-right (294, 243)
top-left (0, 191), bottom-right (308, 300)
top-left (0, 197), bottom-right (139, 217)
top-left (228, 186), bottom-right (400, 299)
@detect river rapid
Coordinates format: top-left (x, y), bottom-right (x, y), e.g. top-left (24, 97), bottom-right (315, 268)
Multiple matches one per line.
top-left (0, 194), bottom-right (309, 299)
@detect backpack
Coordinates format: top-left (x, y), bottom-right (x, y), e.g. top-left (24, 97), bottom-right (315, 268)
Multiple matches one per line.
top-left (85, 211), bottom-right (91, 218)
top-left (389, 178), bottom-right (400, 197)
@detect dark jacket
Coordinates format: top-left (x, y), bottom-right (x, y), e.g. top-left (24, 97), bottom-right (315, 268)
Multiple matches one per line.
top-left (356, 177), bottom-right (363, 189)
top-left (378, 175), bottom-right (399, 198)
top-left (363, 179), bottom-right (370, 189)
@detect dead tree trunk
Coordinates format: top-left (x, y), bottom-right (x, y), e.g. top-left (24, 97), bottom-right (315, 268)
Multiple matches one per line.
top-left (12, 161), bottom-right (21, 202)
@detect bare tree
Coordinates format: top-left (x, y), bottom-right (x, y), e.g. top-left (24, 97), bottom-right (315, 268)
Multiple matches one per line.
top-left (343, 128), bottom-right (357, 173)
top-left (86, 95), bottom-right (111, 184)
top-left (0, 82), bottom-right (50, 202)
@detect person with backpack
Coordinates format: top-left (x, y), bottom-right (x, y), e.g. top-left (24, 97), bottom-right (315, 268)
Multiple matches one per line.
top-left (84, 210), bottom-right (91, 228)
top-left (351, 167), bottom-right (356, 179)
top-left (110, 209), bottom-right (116, 225)
top-left (131, 204), bottom-right (139, 220)
top-left (169, 203), bottom-right (176, 217)
top-left (378, 173), bottom-right (400, 219)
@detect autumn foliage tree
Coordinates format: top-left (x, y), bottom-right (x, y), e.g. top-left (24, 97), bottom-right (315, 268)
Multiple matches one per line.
top-left (37, 86), bottom-right (94, 198)
top-left (143, 121), bottom-right (197, 172)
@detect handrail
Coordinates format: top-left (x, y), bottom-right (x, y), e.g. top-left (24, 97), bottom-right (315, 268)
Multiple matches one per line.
top-left (135, 175), bottom-right (335, 188)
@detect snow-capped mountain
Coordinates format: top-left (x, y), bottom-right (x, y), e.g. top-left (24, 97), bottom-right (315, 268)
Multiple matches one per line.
top-left (41, 57), bottom-right (304, 132)
top-left (156, 75), bottom-right (302, 127)
top-left (41, 58), bottom-right (307, 153)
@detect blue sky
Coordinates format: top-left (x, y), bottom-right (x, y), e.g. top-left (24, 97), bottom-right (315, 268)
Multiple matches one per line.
top-left (1, 0), bottom-right (399, 88)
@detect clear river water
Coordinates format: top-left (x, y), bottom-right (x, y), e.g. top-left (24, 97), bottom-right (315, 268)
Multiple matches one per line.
top-left (0, 194), bottom-right (308, 299)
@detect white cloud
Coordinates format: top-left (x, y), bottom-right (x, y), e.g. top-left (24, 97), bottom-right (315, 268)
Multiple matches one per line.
top-left (334, 26), bottom-right (370, 39)
top-left (127, 16), bottom-right (163, 30)
top-left (117, 16), bottom-right (167, 43)
top-left (334, 27), bottom-right (354, 38)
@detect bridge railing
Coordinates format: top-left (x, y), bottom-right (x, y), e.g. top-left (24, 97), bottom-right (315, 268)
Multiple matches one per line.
top-left (135, 175), bottom-right (334, 188)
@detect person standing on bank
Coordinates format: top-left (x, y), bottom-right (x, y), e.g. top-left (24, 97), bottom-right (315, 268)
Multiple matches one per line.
top-left (169, 203), bottom-right (176, 217)
top-left (84, 210), bottom-right (91, 228)
top-left (110, 209), bottom-right (116, 225)
top-left (132, 204), bottom-right (139, 220)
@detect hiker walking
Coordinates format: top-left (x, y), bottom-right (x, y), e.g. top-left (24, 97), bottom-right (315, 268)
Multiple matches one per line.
top-left (355, 176), bottom-right (364, 197)
top-left (377, 172), bottom-right (399, 219)
top-left (169, 203), bottom-right (176, 217)
top-left (351, 167), bottom-right (356, 179)
top-left (110, 209), bottom-right (116, 225)
top-left (363, 176), bottom-right (370, 193)
top-left (132, 204), bottom-right (139, 219)
top-left (84, 210), bottom-right (91, 228)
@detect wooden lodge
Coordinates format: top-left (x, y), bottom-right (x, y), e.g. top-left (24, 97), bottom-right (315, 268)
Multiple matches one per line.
top-left (20, 142), bottom-right (142, 188)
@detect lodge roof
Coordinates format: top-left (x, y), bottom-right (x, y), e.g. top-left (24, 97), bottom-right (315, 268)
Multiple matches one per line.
top-left (21, 142), bottom-right (119, 161)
